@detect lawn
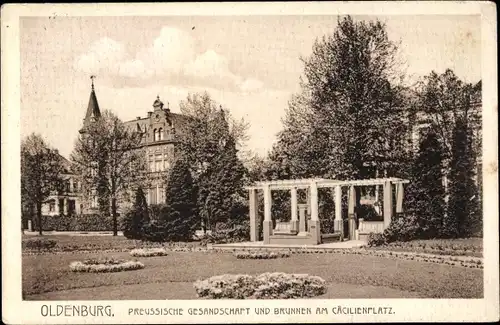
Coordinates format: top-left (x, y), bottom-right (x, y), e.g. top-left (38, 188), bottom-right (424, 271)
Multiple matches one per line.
top-left (23, 237), bottom-right (483, 300)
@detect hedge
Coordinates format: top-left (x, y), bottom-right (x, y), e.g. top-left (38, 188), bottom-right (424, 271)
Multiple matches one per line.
top-left (31, 214), bottom-right (114, 232)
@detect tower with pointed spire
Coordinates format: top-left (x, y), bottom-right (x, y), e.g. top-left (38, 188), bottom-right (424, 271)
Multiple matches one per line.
top-left (79, 76), bottom-right (101, 134)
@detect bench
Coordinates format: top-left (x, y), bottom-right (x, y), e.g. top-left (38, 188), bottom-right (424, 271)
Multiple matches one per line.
top-left (321, 232), bottom-right (343, 243)
top-left (273, 221), bottom-right (298, 235)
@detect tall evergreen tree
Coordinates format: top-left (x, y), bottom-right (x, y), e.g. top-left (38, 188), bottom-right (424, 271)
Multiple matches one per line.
top-left (163, 158), bottom-right (198, 241)
top-left (122, 187), bottom-right (148, 239)
top-left (444, 117), bottom-right (481, 237)
top-left (178, 92), bottom-right (249, 231)
top-left (201, 136), bottom-right (247, 229)
top-left (406, 130), bottom-right (445, 239)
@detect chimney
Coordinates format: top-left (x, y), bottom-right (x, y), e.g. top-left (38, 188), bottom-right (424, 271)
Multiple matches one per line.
top-left (147, 111), bottom-right (153, 118)
top-left (136, 116), bottom-right (141, 120)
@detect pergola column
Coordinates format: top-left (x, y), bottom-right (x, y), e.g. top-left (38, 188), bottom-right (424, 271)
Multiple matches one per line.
top-left (396, 182), bottom-right (404, 215)
top-left (263, 185), bottom-right (273, 244)
top-left (348, 185), bottom-right (357, 240)
top-left (383, 180), bottom-right (393, 229)
top-left (248, 189), bottom-right (259, 242)
top-left (290, 187), bottom-right (299, 233)
top-left (309, 181), bottom-right (321, 244)
top-left (334, 185), bottom-right (343, 239)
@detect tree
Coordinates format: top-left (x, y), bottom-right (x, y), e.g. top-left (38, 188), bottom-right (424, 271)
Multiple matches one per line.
top-left (266, 16), bottom-right (410, 221)
top-left (71, 110), bottom-right (147, 236)
top-left (178, 92), bottom-right (249, 231)
top-left (443, 117), bottom-right (481, 238)
top-left (21, 134), bottom-right (65, 235)
top-left (269, 15), bottom-right (410, 184)
top-left (406, 130), bottom-right (445, 239)
top-left (122, 187), bottom-right (148, 239)
top-left (163, 158), bottom-right (198, 241)
top-left (416, 70), bottom-right (481, 160)
top-left (200, 136), bottom-right (247, 228)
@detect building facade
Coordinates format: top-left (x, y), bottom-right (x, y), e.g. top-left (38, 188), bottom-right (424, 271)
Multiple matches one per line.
top-left (76, 82), bottom-right (189, 214)
top-left (40, 153), bottom-right (83, 216)
top-left (123, 95), bottom-right (189, 205)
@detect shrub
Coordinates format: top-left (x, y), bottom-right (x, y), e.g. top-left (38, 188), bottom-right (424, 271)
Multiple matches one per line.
top-left (367, 233), bottom-right (386, 247)
top-left (319, 218), bottom-right (336, 234)
top-left (193, 273), bottom-right (327, 299)
top-left (69, 258), bottom-right (144, 273)
top-left (22, 238), bottom-right (57, 250)
top-left (382, 214), bottom-right (419, 243)
top-left (234, 250), bottom-right (290, 259)
top-left (130, 248), bottom-right (168, 257)
top-left (201, 221), bottom-right (250, 244)
top-left (141, 222), bottom-right (169, 242)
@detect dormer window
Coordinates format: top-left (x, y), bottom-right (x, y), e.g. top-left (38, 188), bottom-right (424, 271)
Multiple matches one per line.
top-left (153, 129), bottom-right (158, 141)
top-left (158, 128), bottom-right (163, 141)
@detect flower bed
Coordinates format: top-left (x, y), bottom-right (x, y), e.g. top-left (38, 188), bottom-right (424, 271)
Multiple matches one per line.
top-left (193, 272), bottom-right (327, 299)
top-left (69, 258), bottom-right (144, 273)
top-left (22, 238), bottom-right (57, 251)
top-left (234, 250), bottom-right (290, 259)
top-left (130, 248), bottom-right (169, 257)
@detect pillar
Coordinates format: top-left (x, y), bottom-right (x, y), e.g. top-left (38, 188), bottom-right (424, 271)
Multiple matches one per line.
top-left (334, 185), bottom-right (343, 238)
top-left (396, 183), bottom-right (404, 215)
top-left (309, 181), bottom-right (321, 244)
top-left (249, 189), bottom-right (259, 242)
top-left (383, 181), bottom-right (393, 229)
top-left (298, 204), bottom-right (307, 234)
top-left (263, 185), bottom-right (273, 244)
top-left (348, 185), bottom-right (356, 240)
top-left (28, 220), bottom-right (33, 232)
top-left (290, 187), bottom-right (299, 233)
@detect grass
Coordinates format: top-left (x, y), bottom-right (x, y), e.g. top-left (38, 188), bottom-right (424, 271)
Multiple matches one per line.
top-left (23, 249), bottom-right (483, 300)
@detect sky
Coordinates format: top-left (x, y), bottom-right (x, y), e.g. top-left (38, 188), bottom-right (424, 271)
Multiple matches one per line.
top-left (20, 15), bottom-right (481, 159)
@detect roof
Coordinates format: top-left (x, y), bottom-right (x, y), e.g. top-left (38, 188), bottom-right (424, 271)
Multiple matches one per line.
top-left (124, 111), bottom-right (191, 134)
top-left (81, 88), bottom-right (101, 130)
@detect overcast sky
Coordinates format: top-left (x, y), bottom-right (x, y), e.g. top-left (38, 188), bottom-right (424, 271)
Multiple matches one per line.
top-left (20, 15), bottom-right (481, 158)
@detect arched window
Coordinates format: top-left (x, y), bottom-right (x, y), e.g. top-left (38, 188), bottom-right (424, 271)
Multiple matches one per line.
top-left (153, 129), bottom-right (158, 141)
top-left (158, 128), bottom-right (163, 141)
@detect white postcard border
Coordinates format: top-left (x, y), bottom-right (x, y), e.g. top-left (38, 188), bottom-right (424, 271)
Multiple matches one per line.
top-left (1, 2), bottom-right (498, 324)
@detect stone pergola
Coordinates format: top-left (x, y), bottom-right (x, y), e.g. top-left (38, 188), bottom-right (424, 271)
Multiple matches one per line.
top-left (245, 177), bottom-right (409, 245)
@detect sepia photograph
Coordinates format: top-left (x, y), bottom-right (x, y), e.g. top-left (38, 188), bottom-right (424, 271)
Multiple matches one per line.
top-left (2, 1), bottom-right (498, 324)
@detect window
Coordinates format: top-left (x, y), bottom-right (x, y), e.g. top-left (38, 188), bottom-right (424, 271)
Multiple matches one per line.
top-left (48, 200), bottom-right (56, 212)
top-left (149, 160), bottom-right (155, 172)
top-left (158, 128), bottom-right (163, 141)
top-left (155, 153), bottom-right (163, 172)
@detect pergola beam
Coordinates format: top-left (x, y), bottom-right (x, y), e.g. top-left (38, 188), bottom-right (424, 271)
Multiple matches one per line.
top-left (245, 177), bottom-right (410, 191)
